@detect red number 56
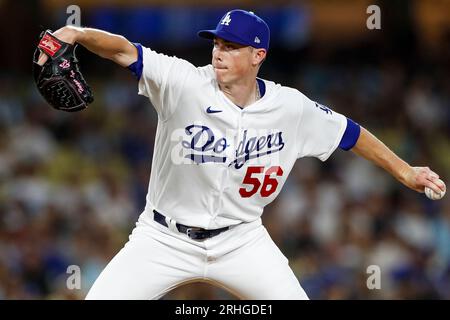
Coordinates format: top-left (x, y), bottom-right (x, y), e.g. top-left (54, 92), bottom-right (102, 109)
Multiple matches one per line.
top-left (239, 166), bottom-right (284, 198)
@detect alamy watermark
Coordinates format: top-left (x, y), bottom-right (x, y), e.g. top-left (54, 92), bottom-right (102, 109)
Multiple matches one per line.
top-left (66, 5), bottom-right (81, 27)
top-left (366, 265), bottom-right (381, 290)
top-left (366, 5), bottom-right (381, 30)
top-left (66, 265), bottom-right (81, 290)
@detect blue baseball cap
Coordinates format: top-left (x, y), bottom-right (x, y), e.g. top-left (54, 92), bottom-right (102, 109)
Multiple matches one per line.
top-left (198, 9), bottom-right (270, 50)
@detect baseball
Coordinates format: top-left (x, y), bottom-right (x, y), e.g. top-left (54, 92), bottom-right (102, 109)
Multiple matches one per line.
top-left (425, 179), bottom-right (446, 200)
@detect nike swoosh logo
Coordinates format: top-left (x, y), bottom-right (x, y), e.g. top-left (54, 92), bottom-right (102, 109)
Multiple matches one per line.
top-left (206, 106), bottom-right (222, 114)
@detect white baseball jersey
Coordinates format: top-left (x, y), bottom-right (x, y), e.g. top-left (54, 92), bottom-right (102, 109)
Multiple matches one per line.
top-left (137, 45), bottom-right (347, 230)
top-left (86, 41), bottom-right (356, 300)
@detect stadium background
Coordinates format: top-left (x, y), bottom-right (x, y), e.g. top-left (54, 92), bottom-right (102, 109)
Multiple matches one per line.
top-left (0, 0), bottom-right (449, 299)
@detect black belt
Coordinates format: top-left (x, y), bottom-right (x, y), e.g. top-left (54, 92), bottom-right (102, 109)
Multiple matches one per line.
top-left (153, 210), bottom-right (229, 240)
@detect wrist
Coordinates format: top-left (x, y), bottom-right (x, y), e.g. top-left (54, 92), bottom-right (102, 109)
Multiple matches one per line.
top-left (58, 25), bottom-right (83, 44)
top-left (68, 25), bottom-right (84, 42)
top-left (397, 163), bottom-right (413, 186)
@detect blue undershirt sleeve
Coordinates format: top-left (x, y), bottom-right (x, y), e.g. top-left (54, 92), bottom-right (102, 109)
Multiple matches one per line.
top-left (339, 118), bottom-right (361, 151)
top-left (127, 43), bottom-right (143, 81)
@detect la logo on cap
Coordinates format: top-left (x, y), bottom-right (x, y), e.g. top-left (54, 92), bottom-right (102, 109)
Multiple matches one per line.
top-left (221, 12), bottom-right (232, 26)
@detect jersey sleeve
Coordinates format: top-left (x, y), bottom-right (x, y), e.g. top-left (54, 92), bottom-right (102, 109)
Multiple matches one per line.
top-left (132, 44), bottom-right (197, 121)
top-left (296, 94), bottom-right (347, 161)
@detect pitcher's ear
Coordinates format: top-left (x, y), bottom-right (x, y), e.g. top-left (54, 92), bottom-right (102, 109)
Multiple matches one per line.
top-left (253, 48), bottom-right (267, 67)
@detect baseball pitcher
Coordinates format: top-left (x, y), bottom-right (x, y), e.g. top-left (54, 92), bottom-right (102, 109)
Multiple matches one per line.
top-left (35, 9), bottom-right (446, 299)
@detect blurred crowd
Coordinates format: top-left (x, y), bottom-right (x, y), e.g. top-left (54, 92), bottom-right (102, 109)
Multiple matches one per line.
top-left (0, 12), bottom-right (449, 300)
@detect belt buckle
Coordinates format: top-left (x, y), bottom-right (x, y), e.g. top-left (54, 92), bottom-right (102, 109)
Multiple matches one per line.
top-left (186, 228), bottom-right (207, 240)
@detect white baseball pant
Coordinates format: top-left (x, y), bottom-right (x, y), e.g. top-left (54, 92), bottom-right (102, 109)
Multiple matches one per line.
top-left (85, 211), bottom-right (309, 300)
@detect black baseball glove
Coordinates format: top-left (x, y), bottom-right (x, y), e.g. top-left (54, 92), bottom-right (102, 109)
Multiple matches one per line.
top-left (33, 30), bottom-right (94, 112)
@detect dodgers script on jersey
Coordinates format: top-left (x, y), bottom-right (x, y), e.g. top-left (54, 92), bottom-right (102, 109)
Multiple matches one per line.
top-left (137, 46), bottom-right (347, 230)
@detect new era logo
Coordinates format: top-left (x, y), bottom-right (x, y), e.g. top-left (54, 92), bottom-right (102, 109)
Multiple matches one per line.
top-left (254, 36), bottom-right (260, 44)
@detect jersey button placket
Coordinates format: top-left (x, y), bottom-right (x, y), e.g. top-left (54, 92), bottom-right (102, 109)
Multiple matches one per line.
top-left (211, 109), bottom-right (239, 221)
